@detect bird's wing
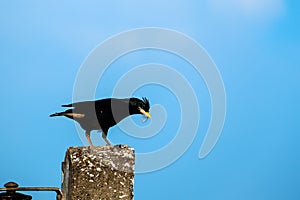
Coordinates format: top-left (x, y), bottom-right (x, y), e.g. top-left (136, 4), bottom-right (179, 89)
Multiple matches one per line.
top-left (61, 103), bottom-right (73, 107)
top-left (62, 100), bottom-right (95, 108)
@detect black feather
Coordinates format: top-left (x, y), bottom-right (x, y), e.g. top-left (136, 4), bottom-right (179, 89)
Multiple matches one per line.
top-left (50, 97), bottom-right (151, 145)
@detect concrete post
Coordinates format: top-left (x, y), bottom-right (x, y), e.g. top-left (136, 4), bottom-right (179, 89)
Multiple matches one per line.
top-left (62, 145), bottom-right (134, 200)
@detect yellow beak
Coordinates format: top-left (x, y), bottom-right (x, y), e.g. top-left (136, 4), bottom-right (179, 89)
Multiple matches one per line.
top-left (140, 108), bottom-right (151, 119)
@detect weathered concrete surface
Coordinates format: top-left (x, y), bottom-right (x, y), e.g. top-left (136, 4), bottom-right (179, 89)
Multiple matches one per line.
top-left (62, 145), bottom-right (134, 200)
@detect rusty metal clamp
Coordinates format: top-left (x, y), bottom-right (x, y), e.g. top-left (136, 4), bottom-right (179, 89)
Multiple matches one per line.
top-left (0, 182), bottom-right (63, 200)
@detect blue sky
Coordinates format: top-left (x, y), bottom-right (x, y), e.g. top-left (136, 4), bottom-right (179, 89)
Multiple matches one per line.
top-left (0, 1), bottom-right (299, 199)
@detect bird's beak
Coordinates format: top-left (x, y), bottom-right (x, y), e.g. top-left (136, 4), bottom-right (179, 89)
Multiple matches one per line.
top-left (140, 108), bottom-right (151, 119)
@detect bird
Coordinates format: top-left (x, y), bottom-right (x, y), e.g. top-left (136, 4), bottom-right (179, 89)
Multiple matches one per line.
top-left (50, 97), bottom-right (151, 147)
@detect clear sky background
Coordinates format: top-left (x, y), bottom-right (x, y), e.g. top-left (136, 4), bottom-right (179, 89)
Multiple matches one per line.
top-left (0, 1), bottom-right (299, 199)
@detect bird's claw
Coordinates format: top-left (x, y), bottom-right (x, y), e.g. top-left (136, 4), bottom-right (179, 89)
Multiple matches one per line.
top-left (88, 145), bottom-right (95, 151)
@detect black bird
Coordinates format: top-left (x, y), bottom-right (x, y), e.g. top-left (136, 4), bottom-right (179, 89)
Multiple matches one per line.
top-left (50, 97), bottom-right (151, 147)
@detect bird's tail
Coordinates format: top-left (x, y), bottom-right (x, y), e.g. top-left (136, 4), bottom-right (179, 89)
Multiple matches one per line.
top-left (49, 112), bottom-right (64, 117)
top-left (50, 110), bottom-right (85, 119)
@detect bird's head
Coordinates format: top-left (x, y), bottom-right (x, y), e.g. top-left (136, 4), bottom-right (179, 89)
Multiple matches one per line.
top-left (130, 97), bottom-right (151, 120)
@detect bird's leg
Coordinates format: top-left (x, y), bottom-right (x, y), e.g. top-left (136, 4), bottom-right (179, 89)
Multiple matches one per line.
top-left (85, 131), bottom-right (94, 148)
top-left (102, 132), bottom-right (112, 146)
